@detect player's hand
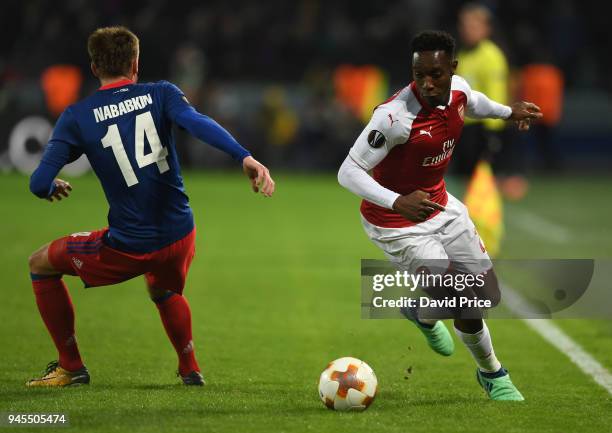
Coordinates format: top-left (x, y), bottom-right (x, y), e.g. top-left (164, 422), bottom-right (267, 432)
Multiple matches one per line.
top-left (242, 156), bottom-right (275, 197)
top-left (47, 178), bottom-right (72, 202)
top-left (509, 101), bottom-right (543, 131)
top-left (393, 190), bottom-right (445, 222)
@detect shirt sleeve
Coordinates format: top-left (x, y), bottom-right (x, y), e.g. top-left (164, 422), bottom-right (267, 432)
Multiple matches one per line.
top-left (467, 90), bottom-right (512, 120)
top-left (337, 155), bottom-right (399, 209)
top-left (457, 76), bottom-right (512, 120)
top-left (338, 104), bottom-right (409, 209)
top-left (160, 80), bottom-right (192, 122)
top-left (348, 105), bottom-right (410, 171)
top-left (161, 81), bottom-right (251, 162)
top-left (30, 108), bottom-right (83, 198)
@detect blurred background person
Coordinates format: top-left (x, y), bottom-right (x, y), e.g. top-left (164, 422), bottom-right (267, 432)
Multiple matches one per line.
top-left (0, 1), bottom-right (609, 177)
top-left (519, 61), bottom-right (565, 172)
top-left (454, 3), bottom-right (512, 257)
top-left (454, 2), bottom-right (510, 178)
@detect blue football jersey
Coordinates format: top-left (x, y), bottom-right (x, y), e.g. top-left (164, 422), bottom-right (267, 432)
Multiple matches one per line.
top-left (49, 80), bottom-right (197, 252)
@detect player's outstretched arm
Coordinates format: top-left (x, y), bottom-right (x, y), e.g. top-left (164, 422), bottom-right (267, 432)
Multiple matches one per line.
top-left (175, 108), bottom-right (252, 161)
top-left (460, 76), bottom-right (542, 131)
top-left (508, 101), bottom-right (543, 131)
top-left (172, 103), bottom-right (274, 196)
top-left (164, 81), bottom-right (274, 193)
top-left (242, 156), bottom-right (275, 197)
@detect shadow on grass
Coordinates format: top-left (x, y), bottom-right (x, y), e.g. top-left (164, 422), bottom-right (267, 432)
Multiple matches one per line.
top-left (2, 382), bottom-right (479, 418)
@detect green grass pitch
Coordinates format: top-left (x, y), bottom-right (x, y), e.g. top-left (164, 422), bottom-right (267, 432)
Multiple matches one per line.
top-left (1, 172), bottom-right (611, 432)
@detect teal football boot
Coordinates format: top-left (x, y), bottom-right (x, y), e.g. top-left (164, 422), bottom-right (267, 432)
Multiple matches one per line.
top-left (400, 306), bottom-right (454, 356)
top-left (476, 368), bottom-right (525, 401)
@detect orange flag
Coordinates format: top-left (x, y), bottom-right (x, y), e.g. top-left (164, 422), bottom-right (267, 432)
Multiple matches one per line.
top-left (333, 65), bottom-right (389, 124)
top-left (40, 65), bottom-right (83, 117)
top-left (464, 160), bottom-right (504, 258)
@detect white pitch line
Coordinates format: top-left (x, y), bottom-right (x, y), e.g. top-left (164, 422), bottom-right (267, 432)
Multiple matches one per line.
top-left (501, 208), bottom-right (612, 394)
top-left (502, 284), bottom-right (612, 395)
top-left (523, 319), bottom-right (612, 394)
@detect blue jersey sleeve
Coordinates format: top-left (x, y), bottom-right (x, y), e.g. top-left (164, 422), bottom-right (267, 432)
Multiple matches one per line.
top-left (160, 81), bottom-right (251, 162)
top-left (30, 108), bottom-right (83, 198)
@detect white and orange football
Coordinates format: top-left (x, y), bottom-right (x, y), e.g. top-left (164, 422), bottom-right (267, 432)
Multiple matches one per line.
top-left (318, 357), bottom-right (378, 411)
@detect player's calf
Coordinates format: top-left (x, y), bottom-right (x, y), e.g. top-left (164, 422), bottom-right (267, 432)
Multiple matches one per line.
top-left (446, 269), bottom-right (501, 321)
top-left (148, 285), bottom-right (202, 383)
top-left (28, 242), bottom-right (85, 375)
top-left (454, 319), bottom-right (502, 374)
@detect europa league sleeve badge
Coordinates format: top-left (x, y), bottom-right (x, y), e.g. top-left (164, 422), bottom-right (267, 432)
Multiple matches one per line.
top-left (367, 130), bottom-right (386, 148)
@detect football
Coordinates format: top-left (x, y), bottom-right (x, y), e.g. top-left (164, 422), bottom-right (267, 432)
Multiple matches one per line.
top-left (318, 357), bottom-right (378, 411)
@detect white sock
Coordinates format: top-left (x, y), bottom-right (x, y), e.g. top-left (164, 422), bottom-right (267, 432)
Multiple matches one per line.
top-left (454, 321), bottom-right (502, 373)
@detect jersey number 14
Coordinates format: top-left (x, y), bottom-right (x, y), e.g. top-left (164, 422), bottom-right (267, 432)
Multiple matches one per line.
top-left (101, 111), bottom-right (169, 187)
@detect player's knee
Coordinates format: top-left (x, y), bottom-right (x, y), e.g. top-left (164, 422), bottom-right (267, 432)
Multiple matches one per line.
top-left (454, 318), bottom-right (483, 334)
top-left (28, 244), bottom-right (57, 275)
top-left (481, 270), bottom-right (501, 307)
top-left (488, 288), bottom-right (502, 308)
top-left (478, 289), bottom-right (501, 309)
top-left (28, 249), bottom-right (45, 274)
top-left (148, 285), bottom-right (171, 301)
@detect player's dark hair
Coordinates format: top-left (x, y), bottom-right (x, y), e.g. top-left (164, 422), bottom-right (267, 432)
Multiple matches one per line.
top-left (411, 31), bottom-right (456, 57)
top-left (87, 26), bottom-right (139, 78)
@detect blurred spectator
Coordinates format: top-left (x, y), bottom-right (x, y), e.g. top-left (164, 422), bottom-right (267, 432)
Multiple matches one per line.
top-left (170, 42), bottom-right (208, 167)
top-left (256, 85), bottom-right (299, 166)
top-left (520, 63), bottom-right (564, 171)
top-left (170, 42), bottom-right (207, 107)
top-left (0, 1), bottom-right (610, 172)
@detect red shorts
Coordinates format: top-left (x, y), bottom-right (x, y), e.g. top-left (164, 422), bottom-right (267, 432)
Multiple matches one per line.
top-left (48, 228), bottom-right (196, 294)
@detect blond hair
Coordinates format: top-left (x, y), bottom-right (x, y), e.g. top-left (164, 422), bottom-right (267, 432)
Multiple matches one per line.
top-left (87, 26), bottom-right (139, 78)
